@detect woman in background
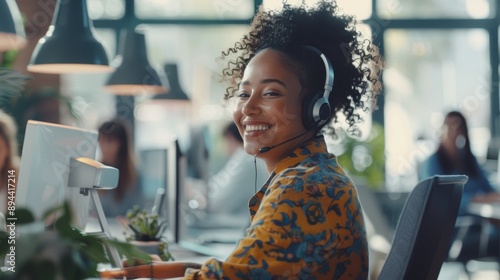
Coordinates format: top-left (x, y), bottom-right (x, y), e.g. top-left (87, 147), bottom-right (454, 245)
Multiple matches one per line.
top-left (420, 110), bottom-right (500, 262)
top-left (0, 110), bottom-right (19, 215)
top-left (98, 118), bottom-right (143, 217)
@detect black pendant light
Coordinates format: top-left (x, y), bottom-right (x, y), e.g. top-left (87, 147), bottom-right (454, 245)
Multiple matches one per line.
top-left (27, 0), bottom-right (111, 74)
top-left (105, 29), bottom-right (167, 95)
top-left (0, 0), bottom-right (26, 52)
top-left (153, 63), bottom-right (190, 101)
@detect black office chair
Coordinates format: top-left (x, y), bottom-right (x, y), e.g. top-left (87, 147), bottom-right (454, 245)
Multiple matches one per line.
top-left (378, 175), bottom-right (467, 280)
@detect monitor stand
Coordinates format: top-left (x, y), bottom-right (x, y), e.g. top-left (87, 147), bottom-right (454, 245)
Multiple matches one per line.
top-left (86, 189), bottom-right (123, 269)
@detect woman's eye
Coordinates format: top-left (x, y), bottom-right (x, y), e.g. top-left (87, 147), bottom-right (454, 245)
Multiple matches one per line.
top-left (264, 91), bottom-right (280, 97)
top-left (237, 91), bottom-right (250, 98)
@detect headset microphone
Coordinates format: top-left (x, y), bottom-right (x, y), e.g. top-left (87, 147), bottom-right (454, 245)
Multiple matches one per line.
top-left (259, 146), bottom-right (272, 153)
top-left (258, 128), bottom-right (314, 154)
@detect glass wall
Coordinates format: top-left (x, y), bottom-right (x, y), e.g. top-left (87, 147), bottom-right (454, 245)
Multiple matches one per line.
top-left (384, 29), bottom-right (491, 191)
top-left (134, 0), bottom-right (254, 19)
top-left (377, 0), bottom-right (495, 19)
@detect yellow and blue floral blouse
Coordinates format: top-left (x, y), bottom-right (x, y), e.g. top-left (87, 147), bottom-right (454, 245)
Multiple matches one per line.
top-left (185, 136), bottom-right (368, 279)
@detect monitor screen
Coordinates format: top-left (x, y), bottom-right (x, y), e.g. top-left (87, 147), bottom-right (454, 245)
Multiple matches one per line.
top-left (139, 148), bottom-right (168, 212)
top-left (16, 120), bottom-right (98, 230)
top-left (185, 125), bottom-right (210, 181)
top-left (138, 138), bottom-right (182, 244)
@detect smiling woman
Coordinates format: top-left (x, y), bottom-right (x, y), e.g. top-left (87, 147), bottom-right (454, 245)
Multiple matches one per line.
top-left (121, 1), bottom-right (383, 279)
top-left (188, 0), bottom-right (382, 278)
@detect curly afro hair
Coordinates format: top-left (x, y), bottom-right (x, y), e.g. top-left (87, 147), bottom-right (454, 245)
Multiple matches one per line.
top-left (219, 0), bottom-right (384, 137)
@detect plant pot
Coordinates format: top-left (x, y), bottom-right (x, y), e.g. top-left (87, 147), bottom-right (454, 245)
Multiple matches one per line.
top-left (130, 240), bottom-right (162, 255)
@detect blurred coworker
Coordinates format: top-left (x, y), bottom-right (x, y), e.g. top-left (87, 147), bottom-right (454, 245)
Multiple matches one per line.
top-left (420, 110), bottom-right (500, 261)
top-left (98, 118), bottom-right (143, 217)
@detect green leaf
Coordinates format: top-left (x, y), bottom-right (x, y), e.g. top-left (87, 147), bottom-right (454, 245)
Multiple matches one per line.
top-left (53, 203), bottom-right (80, 240)
top-left (74, 235), bottom-right (110, 264)
top-left (14, 208), bottom-right (35, 225)
top-left (61, 250), bottom-right (97, 280)
top-left (19, 259), bottom-right (57, 280)
top-left (105, 239), bottom-right (151, 266)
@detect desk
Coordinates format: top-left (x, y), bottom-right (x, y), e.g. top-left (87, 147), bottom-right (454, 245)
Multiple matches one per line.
top-left (469, 202), bottom-right (500, 220)
top-left (93, 218), bottom-right (236, 279)
top-left (465, 202), bottom-right (500, 266)
top-left (97, 242), bottom-right (232, 279)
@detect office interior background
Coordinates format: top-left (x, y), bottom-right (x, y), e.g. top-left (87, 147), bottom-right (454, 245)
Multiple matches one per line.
top-left (9, 0), bottom-right (497, 186)
top-left (66, 0), bottom-right (495, 190)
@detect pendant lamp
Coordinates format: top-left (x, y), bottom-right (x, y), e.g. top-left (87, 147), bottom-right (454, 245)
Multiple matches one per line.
top-left (152, 63), bottom-right (190, 101)
top-left (27, 0), bottom-right (111, 74)
top-left (105, 29), bottom-right (167, 95)
top-left (0, 0), bottom-right (26, 52)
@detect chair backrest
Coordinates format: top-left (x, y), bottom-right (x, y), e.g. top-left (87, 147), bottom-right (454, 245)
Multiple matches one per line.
top-left (378, 175), bottom-right (467, 280)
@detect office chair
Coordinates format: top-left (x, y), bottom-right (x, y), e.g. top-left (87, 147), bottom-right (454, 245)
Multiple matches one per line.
top-left (378, 175), bottom-right (467, 280)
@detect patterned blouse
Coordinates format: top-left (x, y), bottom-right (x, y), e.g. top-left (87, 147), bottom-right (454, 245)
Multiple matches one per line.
top-left (184, 136), bottom-right (368, 279)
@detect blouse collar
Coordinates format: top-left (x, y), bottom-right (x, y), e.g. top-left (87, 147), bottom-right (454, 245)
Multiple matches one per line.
top-left (248, 135), bottom-right (328, 216)
top-left (272, 135), bottom-right (328, 175)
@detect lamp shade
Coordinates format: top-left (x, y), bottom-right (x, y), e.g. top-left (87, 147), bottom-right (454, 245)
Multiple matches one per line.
top-left (152, 64), bottom-right (190, 101)
top-left (0, 0), bottom-right (26, 52)
top-left (27, 0), bottom-right (111, 74)
top-left (105, 29), bottom-right (166, 95)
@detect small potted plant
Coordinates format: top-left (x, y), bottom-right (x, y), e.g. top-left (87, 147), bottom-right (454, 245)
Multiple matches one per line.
top-left (123, 206), bottom-right (174, 261)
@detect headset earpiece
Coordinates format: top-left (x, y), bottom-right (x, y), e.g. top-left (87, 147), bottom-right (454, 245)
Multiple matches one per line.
top-left (301, 45), bottom-right (335, 130)
top-left (302, 92), bottom-right (331, 130)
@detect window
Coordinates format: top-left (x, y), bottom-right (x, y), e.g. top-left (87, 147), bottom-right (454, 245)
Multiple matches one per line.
top-left (384, 29), bottom-right (491, 190)
top-left (377, 0), bottom-right (495, 19)
top-left (134, 0), bottom-right (255, 19)
top-left (88, 0), bottom-right (125, 19)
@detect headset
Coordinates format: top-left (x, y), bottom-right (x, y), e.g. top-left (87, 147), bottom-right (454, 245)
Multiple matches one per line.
top-left (301, 45), bottom-right (335, 130)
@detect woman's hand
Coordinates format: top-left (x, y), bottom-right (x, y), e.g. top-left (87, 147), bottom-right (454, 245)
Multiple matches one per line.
top-left (472, 192), bottom-right (500, 203)
top-left (122, 254), bottom-right (162, 267)
top-left (100, 260), bottom-right (202, 279)
top-left (471, 192), bottom-right (500, 226)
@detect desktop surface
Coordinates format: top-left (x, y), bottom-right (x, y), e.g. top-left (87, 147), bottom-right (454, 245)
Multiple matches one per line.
top-left (87, 215), bottom-right (238, 260)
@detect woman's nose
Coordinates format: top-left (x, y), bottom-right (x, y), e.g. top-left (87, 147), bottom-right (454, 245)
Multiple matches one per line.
top-left (241, 94), bottom-right (261, 116)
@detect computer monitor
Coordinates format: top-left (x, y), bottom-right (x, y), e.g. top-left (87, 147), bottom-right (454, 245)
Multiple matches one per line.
top-left (138, 138), bottom-right (183, 243)
top-left (167, 138), bottom-right (183, 243)
top-left (139, 148), bottom-right (168, 212)
top-left (16, 120), bottom-right (99, 229)
top-left (186, 125), bottom-right (210, 181)
top-left (16, 120), bottom-right (122, 267)
top-left (183, 124), bottom-right (212, 213)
